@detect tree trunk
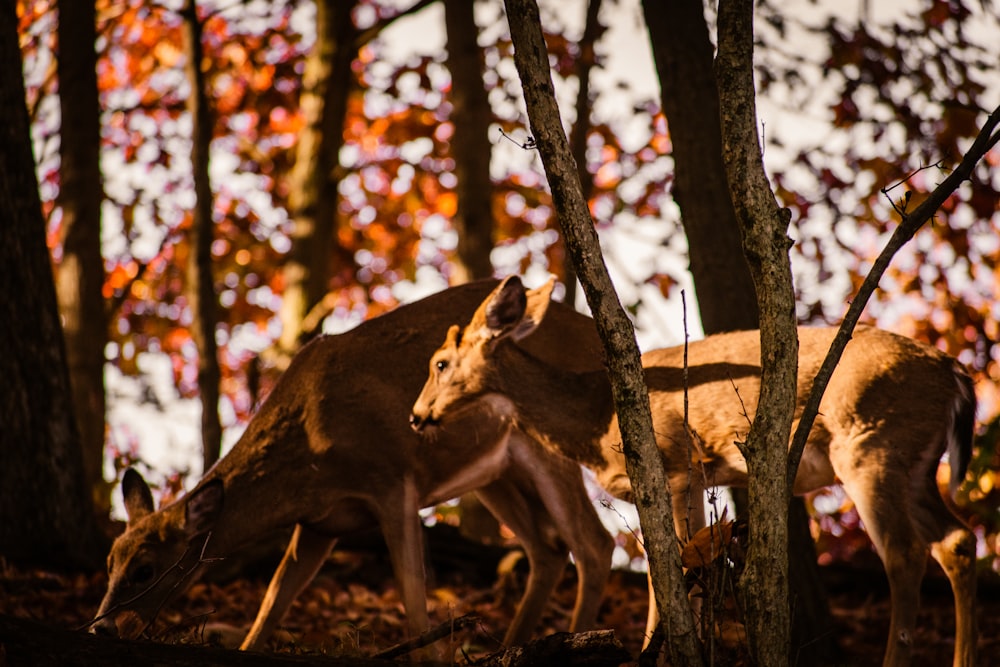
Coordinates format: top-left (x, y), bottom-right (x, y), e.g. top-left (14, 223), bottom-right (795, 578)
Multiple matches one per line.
top-left (444, 0), bottom-right (495, 283)
top-left (643, 0), bottom-right (836, 660)
top-left (181, 0), bottom-right (223, 472)
top-left (276, 0), bottom-right (358, 357)
top-left (503, 1), bottom-right (703, 665)
top-left (56, 0), bottom-right (109, 515)
top-left (715, 3), bottom-right (798, 665)
top-left (563, 0), bottom-right (602, 308)
top-left (0, 0), bottom-right (105, 568)
top-left (641, 0), bottom-right (757, 334)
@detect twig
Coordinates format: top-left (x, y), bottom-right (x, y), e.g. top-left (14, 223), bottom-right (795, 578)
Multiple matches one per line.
top-left (682, 290), bottom-right (693, 540)
top-left (373, 613), bottom-right (480, 659)
top-left (498, 127), bottom-right (538, 150)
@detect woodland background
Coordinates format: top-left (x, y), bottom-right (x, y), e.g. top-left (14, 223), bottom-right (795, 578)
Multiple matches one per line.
top-left (2, 0), bottom-right (1000, 663)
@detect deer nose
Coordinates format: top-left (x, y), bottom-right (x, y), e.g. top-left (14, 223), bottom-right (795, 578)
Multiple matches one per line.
top-left (89, 618), bottom-right (119, 637)
top-left (409, 413), bottom-right (424, 431)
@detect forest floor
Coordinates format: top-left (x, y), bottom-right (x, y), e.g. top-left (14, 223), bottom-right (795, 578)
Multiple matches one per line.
top-left (2, 525), bottom-right (999, 666)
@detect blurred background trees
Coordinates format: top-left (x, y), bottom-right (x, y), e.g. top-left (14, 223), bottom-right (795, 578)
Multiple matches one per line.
top-left (8, 0), bottom-right (999, 578)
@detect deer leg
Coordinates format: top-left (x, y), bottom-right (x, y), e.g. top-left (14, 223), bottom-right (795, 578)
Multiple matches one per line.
top-left (497, 437), bottom-right (614, 640)
top-left (378, 475), bottom-right (441, 660)
top-left (841, 474), bottom-right (926, 667)
top-left (917, 477), bottom-right (978, 667)
top-left (476, 477), bottom-right (567, 646)
top-left (241, 524), bottom-right (337, 650)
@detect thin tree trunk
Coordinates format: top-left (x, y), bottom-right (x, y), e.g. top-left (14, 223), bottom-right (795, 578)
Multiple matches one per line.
top-left (443, 0), bottom-right (505, 545)
top-left (181, 0), bottom-right (222, 472)
top-left (503, 1), bottom-right (703, 665)
top-left (277, 0), bottom-right (358, 357)
top-left (715, 2), bottom-right (797, 665)
top-left (563, 0), bottom-right (602, 308)
top-left (444, 0), bottom-right (494, 283)
top-left (56, 0), bottom-right (108, 515)
top-left (0, 0), bottom-right (104, 568)
top-left (643, 0), bottom-right (836, 659)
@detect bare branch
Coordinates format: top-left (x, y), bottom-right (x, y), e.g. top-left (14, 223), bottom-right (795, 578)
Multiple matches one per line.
top-left (373, 613), bottom-right (480, 659)
top-left (787, 104), bottom-right (1000, 490)
top-left (353, 0), bottom-right (439, 51)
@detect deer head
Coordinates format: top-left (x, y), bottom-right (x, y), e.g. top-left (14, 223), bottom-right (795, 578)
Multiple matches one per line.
top-left (91, 469), bottom-right (223, 638)
top-left (410, 275), bottom-right (554, 432)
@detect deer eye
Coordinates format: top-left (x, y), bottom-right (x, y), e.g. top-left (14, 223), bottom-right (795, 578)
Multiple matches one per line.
top-left (435, 359), bottom-right (448, 372)
top-left (131, 564), bottom-right (155, 586)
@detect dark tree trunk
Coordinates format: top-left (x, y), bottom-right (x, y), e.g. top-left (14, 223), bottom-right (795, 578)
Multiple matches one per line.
top-left (56, 0), bottom-right (108, 515)
top-left (641, 0), bottom-right (757, 334)
top-left (181, 0), bottom-right (223, 472)
top-left (444, 0), bottom-right (495, 283)
top-left (643, 0), bottom-right (836, 660)
top-left (0, 0), bottom-right (105, 569)
top-left (277, 0), bottom-right (358, 356)
top-left (443, 0), bottom-right (504, 544)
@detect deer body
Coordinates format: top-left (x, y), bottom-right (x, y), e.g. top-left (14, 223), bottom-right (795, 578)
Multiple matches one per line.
top-left (410, 276), bottom-right (978, 667)
top-left (92, 279), bottom-right (614, 653)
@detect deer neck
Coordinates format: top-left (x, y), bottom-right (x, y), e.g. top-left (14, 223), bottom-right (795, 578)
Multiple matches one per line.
top-left (188, 411), bottom-right (324, 555)
top-left (495, 342), bottom-right (616, 472)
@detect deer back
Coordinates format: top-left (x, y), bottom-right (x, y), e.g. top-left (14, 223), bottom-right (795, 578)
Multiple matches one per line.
top-left (639, 326), bottom-right (973, 494)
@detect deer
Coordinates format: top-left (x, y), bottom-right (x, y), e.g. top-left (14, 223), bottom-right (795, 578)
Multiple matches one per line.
top-left (90, 278), bottom-right (615, 656)
top-left (409, 275), bottom-right (979, 667)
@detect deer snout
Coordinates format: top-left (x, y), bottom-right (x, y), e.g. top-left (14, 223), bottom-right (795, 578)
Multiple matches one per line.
top-left (409, 412), bottom-right (431, 432)
top-left (89, 616), bottom-right (119, 637)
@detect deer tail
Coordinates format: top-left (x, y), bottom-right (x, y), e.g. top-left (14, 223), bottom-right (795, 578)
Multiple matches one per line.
top-left (947, 366), bottom-right (976, 497)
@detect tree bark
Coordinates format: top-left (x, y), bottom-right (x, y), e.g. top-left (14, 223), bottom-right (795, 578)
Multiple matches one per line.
top-left (276, 0), bottom-right (358, 357)
top-left (563, 0), bottom-right (602, 308)
top-left (56, 0), bottom-right (109, 515)
top-left (503, 1), bottom-right (703, 665)
top-left (643, 0), bottom-right (836, 659)
top-left (715, 2), bottom-right (798, 665)
top-left (0, 0), bottom-right (104, 568)
top-left (444, 0), bottom-right (495, 283)
top-left (641, 0), bottom-right (757, 334)
top-left (181, 0), bottom-right (223, 472)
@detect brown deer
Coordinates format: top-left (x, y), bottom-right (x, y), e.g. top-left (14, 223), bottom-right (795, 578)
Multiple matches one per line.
top-left (409, 275), bottom-right (979, 667)
top-left (90, 279), bottom-right (614, 654)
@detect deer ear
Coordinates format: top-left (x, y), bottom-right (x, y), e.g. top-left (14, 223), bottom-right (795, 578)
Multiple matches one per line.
top-left (484, 276), bottom-right (528, 334)
top-left (184, 479), bottom-right (223, 540)
top-left (469, 276), bottom-right (555, 345)
top-left (122, 468), bottom-right (155, 526)
top-left (511, 276), bottom-right (555, 341)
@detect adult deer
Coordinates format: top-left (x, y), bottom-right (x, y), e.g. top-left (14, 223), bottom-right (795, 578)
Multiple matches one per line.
top-left (90, 279), bottom-right (614, 654)
top-left (410, 275), bottom-right (979, 667)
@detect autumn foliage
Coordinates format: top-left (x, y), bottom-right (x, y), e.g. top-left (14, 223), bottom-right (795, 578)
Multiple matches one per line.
top-left (16, 0), bottom-right (1000, 571)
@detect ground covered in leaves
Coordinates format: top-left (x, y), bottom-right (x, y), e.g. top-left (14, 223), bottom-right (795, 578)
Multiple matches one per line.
top-left (2, 527), bottom-right (999, 666)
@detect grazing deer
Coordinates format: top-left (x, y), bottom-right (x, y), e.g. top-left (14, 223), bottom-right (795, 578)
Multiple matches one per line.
top-left (410, 275), bottom-right (979, 667)
top-left (90, 279), bottom-right (614, 654)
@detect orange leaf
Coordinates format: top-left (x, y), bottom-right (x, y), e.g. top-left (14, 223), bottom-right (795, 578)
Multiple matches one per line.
top-left (436, 191), bottom-right (458, 217)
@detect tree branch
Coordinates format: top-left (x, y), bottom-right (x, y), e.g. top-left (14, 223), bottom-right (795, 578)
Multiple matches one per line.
top-left (786, 104), bottom-right (1000, 489)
